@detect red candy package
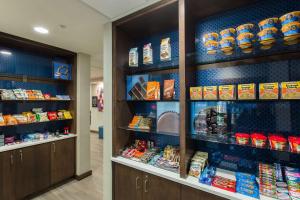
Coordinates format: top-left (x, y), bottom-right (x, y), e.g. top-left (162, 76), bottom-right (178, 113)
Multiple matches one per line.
top-left (289, 136), bottom-right (300, 153)
top-left (251, 132), bottom-right (267, 148)
top-left (47, 112), bottom-right (58, 121)
top-left (212, 176), bottom-right (236, 193)
top-left (269, 134), bottom-right (287, 151)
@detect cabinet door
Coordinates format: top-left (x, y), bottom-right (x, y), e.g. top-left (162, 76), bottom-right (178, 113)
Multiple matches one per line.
top-left (15, 147), bottom-right (35, 199)
top-left (114, 163), bottom-right (143, 200)
top-left (51, 138), bottom-right (76, 185)
top-left (1, 150), bottom-right (16, 200)
top-left (35, 143), bottom-right (51, 192)
top-left (143, 173), bottom-right (181, 200)
top-left (181, 185), bottom-right (226, 200)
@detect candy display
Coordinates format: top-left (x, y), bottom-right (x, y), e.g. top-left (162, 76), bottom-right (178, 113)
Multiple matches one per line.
top-left (259, 163), bottom-right (277, 198)
top-left (160, 37), bottom-right (171, 61)
top-left (235, 133), bottom-right (250, 145)
top-left (236, 172), bottom-right (259, 198)
top-left (146, 81), bottom-right (160, 100)
top-left (129, 47), bottom-right (138, 67)
top-left (203, 86), bottom-right (218, 100)
top-left (251, 133), bottom-right (267, 148)
top-left (190, 87), bottom-right (202, 100)
top-left (281, 81), bottom-right (300, 99)
top-left (269, 134), bottom-right (287, 151)
top-left (212, 176), bottom-right (236, 193)
top-left (13, 89), bottom-right (28, 100)
top-left (284, 167), bottom-right (300, 200)
top-left (189, 151), bottom-right (208, 178)
top-left (238, 83), bottom-right (256, 100)
top-left (289, 136), bottom-right (300, 154)
top-left (163, 79), bottom-right (175, 100)
top-left (143, 43), bottom-right (153, 65)
top-left (0, 89), bottom-right (16, 100)
top-left (218, 85), bottom-right (235, 100)
top-left (128, 115), bottom-right (153, 130)
top-left (259, 82), bottom-right (279, 100)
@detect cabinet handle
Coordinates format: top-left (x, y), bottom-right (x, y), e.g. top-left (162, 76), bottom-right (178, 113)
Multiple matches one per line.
top-left (135, 176), bottom-right (141, 190)
top-left (53, 143), bottom-right (56, 153)
top-left (20, 150), bottom-right (23, 162)
top-left (144, 175), bottom-right (149, 193)
top-left (10, 154), bottom-right (13, 165)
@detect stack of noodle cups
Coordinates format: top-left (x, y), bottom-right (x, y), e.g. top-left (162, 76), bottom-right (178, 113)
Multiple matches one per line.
top-left (203, 32), bottom-right (219, 55)
top-left (236, 23), bottom-right (255, 53)
top-left (257, 18), bottom-right (278, 50)
top-left (280, 11), bottom-right (300, 45)
top-left (219, 28), bottom-right (236, 55)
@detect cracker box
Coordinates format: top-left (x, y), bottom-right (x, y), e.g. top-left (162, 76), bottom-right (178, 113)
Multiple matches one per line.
top-left (281, 81), bottom-right (300, 99)
top-left (259, 82), bottom-right (279, 100)
top-left (203, 86), bottom-right (218, 100)
top-left (219, 85), bottom-right (236, 100)
top-left (190, 87), bottom-right (202, 100)
top-left (238, 83), bottom-right (256, 100)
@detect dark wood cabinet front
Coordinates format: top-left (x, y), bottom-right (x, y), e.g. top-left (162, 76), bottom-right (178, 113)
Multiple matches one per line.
top-left (1, 150), bottom-right (16, 200)
top-left (181, 185), bottom-right (226, 200)
top-left (114, 163), bottom-right (143, 200)
top-left (51, 138), bottom-right (76, 185)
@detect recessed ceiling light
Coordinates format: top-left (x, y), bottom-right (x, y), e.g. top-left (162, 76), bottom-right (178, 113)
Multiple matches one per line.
top-left (34, 26), bottom-right (49, 34)
top-left (0, 50), bottom-right (12, 55)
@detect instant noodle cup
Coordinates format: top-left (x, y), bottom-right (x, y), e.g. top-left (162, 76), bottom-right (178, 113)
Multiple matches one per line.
top-left (220, 37), bottom-right (235, 51)
top-left (236, 23), bottom-right (254, 35)
top-left (235, 133), bottom-right (250, 145)
top-left (288, 136), bottom-right (300, 153)
top-left (258, 27), bottom-right (278, 45)
top-left (269, 135), bottom-right (287, 151)
top-left (280, 11), bottom-right (300, 26)
top-left (242, 47), bottom-right (254, 54)
top-left (259, 17), bottom-right (279, 31)
top-left (220, 28), bottom-right (236, 39)
top-left (237, 32), bottom-right (254, 49)
top-left (251, 133), bottom-right (267, 148)
top-left (281, 21), bottom-right (300, 41)
top-left (204, 40), bottom-right (218, 55)
top-left (203, 32), bottom-right (219, 43)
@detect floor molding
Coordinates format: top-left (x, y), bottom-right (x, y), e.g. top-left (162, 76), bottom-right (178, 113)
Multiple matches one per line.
top-left (75, 170), bottom-right (93, 181)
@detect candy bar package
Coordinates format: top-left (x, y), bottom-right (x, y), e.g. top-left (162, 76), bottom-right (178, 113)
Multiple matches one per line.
top-left (143, 43), bottom-right (153, 65)
top-left (281, 81), bottom-right (300, 99)
top-left (190, 87), bottom-right (202, 100)
top-left (236, 172), bottom-right (259, 199)
top-left (212, 176), bottom-right (236, 193)
top-left (160, 38), bottom-right (171, 61)
top-left (163, 79), bottom-right (175, 100)
top-left (238, 83), bottom-right (256, 100)
top-left (259, 82), bottom-right (279, 100)
top-left (129, 47), bottom-right (138, 67)
top-left (203, 86), bottom-right (218, 100)
top-left (219, 85), bottom-right (236, 100)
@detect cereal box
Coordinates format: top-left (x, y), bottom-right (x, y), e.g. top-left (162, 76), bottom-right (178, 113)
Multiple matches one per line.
top-left (219, 85), bottom-right (235, 100)
top-left (281, 81), bottom-right (300, 99)
top-left (203, 86), bottom-right (218, 100)
top-left (238, 83), bottom-right (256, 100)
top-left (259, 82), bottom-right (279, 100)
top-left (190, 87), bottom-right (202, 100)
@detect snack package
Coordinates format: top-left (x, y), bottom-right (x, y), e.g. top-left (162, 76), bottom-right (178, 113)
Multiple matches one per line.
top-left (190, 87), bottom-right (202, 100)
top-left (57, 111), bottom-right (65, 120)
top-left (259, 82), bottom-right (279, 100)
top-left (47, 112), bottom-right (58, 121)
top-left (32, 90), bottom-right (44, 100)
top-left (203, 86), bottom-right (218, 100)
top-left (199, 166), bottom-right (216, 185)
top-left (212, 176), bottom-right (236, 193)
top-left (259, 163), bottom-right (277, 198)
top-left (26, 90), bottom-right (36, 100)
top-left (0, 89), bottom-right (16, 100)
top-left (251, 133), bottom-right (267, 148)
top-left (129, 47), bottom-right (138, 67)
top-left (160, 38), bottom-right (171, 61)
top-left (163, 79), bottom-right (175, 100)
top-left (189, 151), bottom-right (208, 178)
top-left (0, 113), bottom-right (5, 126)
top-left (289, 136), bottom-right (300, 154)
top-left (219, 85), bottom-right (236, 100)
top-left (236, 172), bottom-right (259, 199)
top-left (13, 89), bottom-right (28, 100)
top-left (36, 112), bottom-right (49, 122)
top-left (3, 115), bottom-right (18, 125)
top-left (143, 43), bottom-right (153, 65)
top-left (63, 111), bottom-right (73, 119)
top-left (44, 94), bottom-right (51, 100)
top-left (146, 81), bottom-right (160, 100)
top-left (22, 112), bottom-right (37, 123)
top-left (13, 114), bottom-right (28, 124)
top-left (281, 81), bottom-right (300, 99)
top-left (236, 133), bottom-right (250, 145)
top-left (238, 83), bottom-right (256, 100)
top-left (269, 134), bottom-right (287, 151)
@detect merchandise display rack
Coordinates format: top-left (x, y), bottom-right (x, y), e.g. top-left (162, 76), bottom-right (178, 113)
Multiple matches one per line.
top-left (112, 0), bottom-right (300, 200)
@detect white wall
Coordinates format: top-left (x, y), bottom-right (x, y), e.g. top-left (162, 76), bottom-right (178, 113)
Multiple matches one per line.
top-left (76, 53), bottom-right (91, 175)
top-left (90, 82), bottom-right (104, 132)
top-left (103, 22), bottom-right (113, 200)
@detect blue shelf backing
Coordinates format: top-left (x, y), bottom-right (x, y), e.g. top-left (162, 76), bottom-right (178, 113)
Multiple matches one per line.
top-left (195, 0), bottom-right (300, 64)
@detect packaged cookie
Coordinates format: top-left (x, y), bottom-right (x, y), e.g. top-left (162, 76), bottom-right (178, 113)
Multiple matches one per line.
top-left (203, 86), bottom-right (218, 100)
top-left (160, 38), bottom-right (171, 61)
top-left (259, 82), bottom-right (279, 100)
top-left (281, 81), bottom-right (300, 99)
top-left (238, 83), bottom-right (256, 100)
top-left (129, 47), bottom-right (138, 67)
top-left (143, 43), bottom-right (153, 65)
top-left (219, 85), bottom-right (236, 100)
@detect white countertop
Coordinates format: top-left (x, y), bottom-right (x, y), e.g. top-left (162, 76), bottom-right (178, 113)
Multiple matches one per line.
top-left (111, 156), bottom-right (276, 200)
top-left (0, 134), bottom-right (77, 153)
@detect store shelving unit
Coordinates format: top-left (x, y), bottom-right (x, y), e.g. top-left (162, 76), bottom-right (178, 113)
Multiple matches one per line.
top-left (112, 0), bottom-right (300, 200)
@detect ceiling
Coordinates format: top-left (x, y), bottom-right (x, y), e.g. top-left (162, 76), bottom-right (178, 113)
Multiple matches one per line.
top-left (0, 0), bottom-right (160, 79)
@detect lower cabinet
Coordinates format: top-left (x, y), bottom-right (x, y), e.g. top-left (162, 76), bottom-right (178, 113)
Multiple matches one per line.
top-left (0, 137), bottom-right (75, 200)
top-left (114, 163), bottom-right (227, 200)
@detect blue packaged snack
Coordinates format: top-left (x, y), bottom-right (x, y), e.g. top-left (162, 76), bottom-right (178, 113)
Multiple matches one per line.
top-left (199, 166), bottom-right (216, 185)
top-left (236, 172), bottom-right (259, 199)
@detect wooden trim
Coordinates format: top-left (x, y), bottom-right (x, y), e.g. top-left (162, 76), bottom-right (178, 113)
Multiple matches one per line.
top-left (75, 170), bottom-right (93, 181)
top-left (90, 130), bottom-right (98, 133)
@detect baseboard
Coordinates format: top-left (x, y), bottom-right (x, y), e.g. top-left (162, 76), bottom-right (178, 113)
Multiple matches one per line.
top-left (75, 170), bottom-right (93, 180)
top-left (90, 130), bottom-right (98, 133)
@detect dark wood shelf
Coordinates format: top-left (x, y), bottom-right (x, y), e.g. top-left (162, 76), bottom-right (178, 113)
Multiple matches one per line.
top-left (118, 126), bottom-right (179, 137)
top-left (121, 99), bottom-right (179, 102)
top-left (188, 134), bottom-right (299, 155)
top-left (125, 65), bottom-right (179, 75)
top-left (188, 99), bottom-right (300, 102)
top-left (0, 119), bottom-right (73, 128)
top-left (0, 99), bottom-right (72, 103)
top-left (0, 73), bottom-right (72, 85)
